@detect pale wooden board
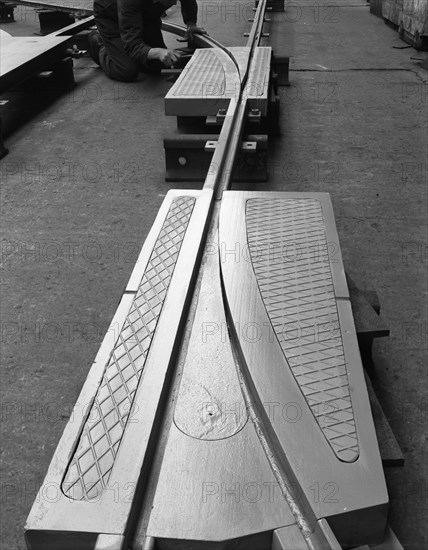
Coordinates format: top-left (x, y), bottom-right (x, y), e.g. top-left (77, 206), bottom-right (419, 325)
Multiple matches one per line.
top-left (218, 191), bottom-right (389, 548)
top-left (365, 371), bottom-right (405, 467)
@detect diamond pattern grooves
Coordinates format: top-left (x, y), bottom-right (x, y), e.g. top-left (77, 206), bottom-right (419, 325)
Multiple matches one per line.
top-left (172, 49), bottom-right (226, 97)
top-left (245, 198), bottom-right (359, 463)
top-left (62, 197), bottom-right (196, 501)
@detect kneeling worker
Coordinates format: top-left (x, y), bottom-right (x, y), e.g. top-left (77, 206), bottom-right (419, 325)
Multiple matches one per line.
top-left (88, 0), bottom-right (206, 82)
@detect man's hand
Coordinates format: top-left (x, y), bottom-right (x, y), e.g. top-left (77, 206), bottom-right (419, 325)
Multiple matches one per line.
top-left (147, 48), bottom-right (180, 67)
top-left (185, 23), bottom-right (207, 42)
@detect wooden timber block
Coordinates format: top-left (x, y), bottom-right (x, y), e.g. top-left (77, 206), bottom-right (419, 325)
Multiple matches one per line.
top-left (346, 272), bottom-right (390, 372)
top-left (346, 274), bottom-right (390, 373)
top-left (346, 274), bottom-right (387, 334)
top-left (365, 371), bottom-right (405, 468)
top-left (345, 276), bottom-right (402, 468)
top-left (272, 54), bottom-right (290, 87)
top-left (218, 192), bottom-right (388, 548)
top-left (163, 133), bottom-right (268, 182)
top-left (25, 190), bottom-right (213, 549)
top-left (164, 46), bottom-right (272, 117)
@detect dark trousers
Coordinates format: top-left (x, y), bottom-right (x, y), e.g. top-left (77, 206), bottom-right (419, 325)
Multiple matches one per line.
top-left (93, 0), bottom-right (167, 82)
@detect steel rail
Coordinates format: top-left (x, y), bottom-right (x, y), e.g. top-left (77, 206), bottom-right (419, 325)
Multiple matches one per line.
top-left (63, 10), bottom-right (340, 549)
top-left (203, 0), bottom-right (268, 198)
top-left (246, 0), bottom-right (268, 50)
top-left (22, 6), bottom-right (380, 550)
top-left (166, 5), bottom-right (343, 549)
top-left (165, 1), bottom-right (269, 197)
top-left (161, 20), bottom-right (243, 81)
top-left (243, 0), bottom-right (269, 87)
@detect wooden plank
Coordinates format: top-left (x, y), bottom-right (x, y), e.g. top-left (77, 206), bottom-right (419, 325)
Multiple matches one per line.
top-left (365, 371), bottom-right (405, 468)
top-left (347, 273), bottom-right (390, 341)
top-left (345, 278), bottom-right (403, 467)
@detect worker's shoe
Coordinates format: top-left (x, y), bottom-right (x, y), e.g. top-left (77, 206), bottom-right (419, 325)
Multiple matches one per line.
top-left (88, 30), bottom-right (104, 66)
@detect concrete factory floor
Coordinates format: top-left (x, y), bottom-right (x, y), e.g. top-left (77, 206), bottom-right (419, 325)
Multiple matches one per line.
top-left (0, 1), bottom-right (427, 549)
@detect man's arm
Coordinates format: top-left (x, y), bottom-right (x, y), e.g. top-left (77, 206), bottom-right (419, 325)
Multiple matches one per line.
top-left (181, 0), bottom-right (207, 41)
top-left (117, 0), bottom-right (179, 67)
top-left (180, 0), bottom-right (198, 24)
top-left (117, 0), bottom-right (151, 65)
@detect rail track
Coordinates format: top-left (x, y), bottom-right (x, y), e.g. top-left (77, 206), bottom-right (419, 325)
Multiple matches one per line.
top-left (24, 4), bottom-right (402, 550)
